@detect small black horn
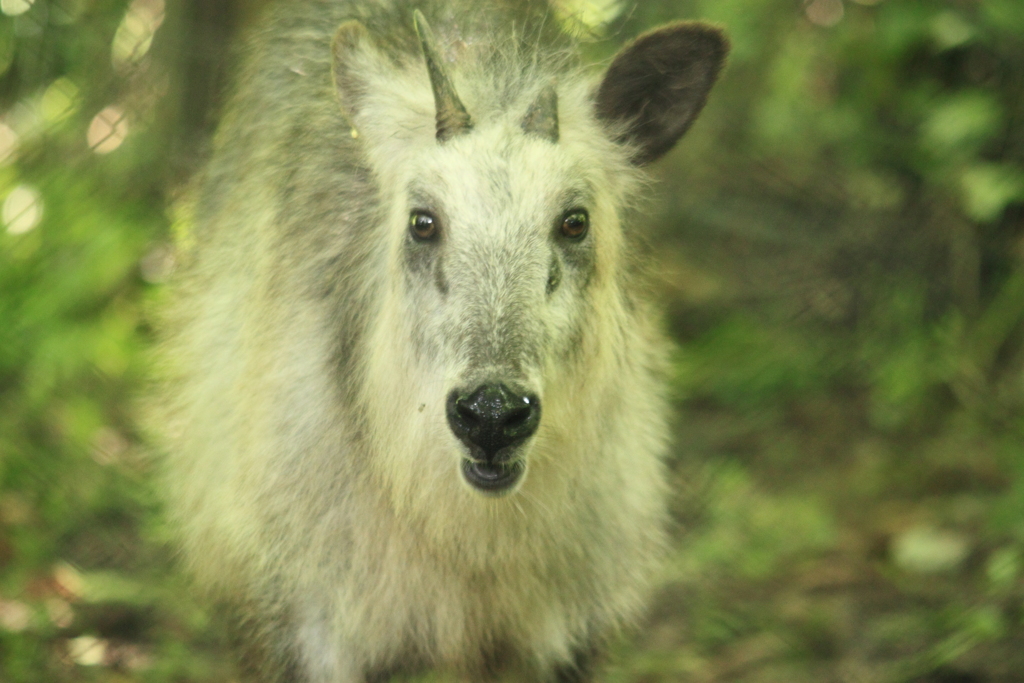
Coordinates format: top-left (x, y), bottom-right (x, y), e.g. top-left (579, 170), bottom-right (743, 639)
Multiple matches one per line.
top-left (522, 83), bottom-right (559, 142)
top-left (413, 10), bottom-right (473, 142)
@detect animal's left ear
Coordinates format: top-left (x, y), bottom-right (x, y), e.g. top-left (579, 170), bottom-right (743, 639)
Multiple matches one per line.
top-left (596, 22), bottom-right (728, 165)
top-left (331, 20), bottom-right (377, 127)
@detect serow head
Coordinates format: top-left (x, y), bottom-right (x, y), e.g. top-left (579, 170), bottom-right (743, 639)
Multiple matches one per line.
top-left (446, 384), bottom-right (540, 494)
top-left (330, 11), bottom-right (727, 500)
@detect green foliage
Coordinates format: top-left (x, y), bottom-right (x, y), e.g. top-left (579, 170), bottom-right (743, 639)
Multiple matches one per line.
top-left (675, 314), bottom-right (836, 410)
top-left (0, 1), bottom-right (233, 680)
top-left (660, 0), bottom-right (1024, 427)
top-left (650, 0), bottom-right (1024, 677)
top-left (672, 462), bottom-right (837, 582)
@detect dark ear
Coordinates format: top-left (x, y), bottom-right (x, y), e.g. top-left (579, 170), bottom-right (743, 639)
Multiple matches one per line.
top-left (331, 20), bottom-right (374, 127)
top-left (596, 22), bottom-right (728, 165)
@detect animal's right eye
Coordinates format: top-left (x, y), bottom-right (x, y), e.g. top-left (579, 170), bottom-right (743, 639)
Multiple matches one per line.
top-left (560, 209), bottom-right (589, 240)
top-left (409, 211), bottom-right (439, 242)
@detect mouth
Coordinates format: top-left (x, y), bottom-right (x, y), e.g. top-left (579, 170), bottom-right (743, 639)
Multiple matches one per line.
top-left (460, 458), bottom-right (525, 495)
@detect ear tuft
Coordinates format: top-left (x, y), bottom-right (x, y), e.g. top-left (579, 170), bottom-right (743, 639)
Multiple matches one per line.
top-left (596, 22), bottom-right (728, 165)
top-left (331, 20), bottom-right (373, 126)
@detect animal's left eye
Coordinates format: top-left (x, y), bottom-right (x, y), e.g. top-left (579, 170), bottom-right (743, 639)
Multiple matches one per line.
top-left (409, 211), bottom-right (439, 241)
top-left (560, 209), bottom-right (589, 239)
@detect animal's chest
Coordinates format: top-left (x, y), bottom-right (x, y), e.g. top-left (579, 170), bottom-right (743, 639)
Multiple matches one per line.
top-left (336, 517), bottom-right (586, 673)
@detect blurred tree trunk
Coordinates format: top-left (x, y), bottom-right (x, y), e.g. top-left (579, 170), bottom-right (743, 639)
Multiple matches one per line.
top-left (159, 0), bottom-right (272, 181)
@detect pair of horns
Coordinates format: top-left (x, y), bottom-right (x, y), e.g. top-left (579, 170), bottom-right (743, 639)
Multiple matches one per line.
top-left (413, 10), bottom-right (558, 143)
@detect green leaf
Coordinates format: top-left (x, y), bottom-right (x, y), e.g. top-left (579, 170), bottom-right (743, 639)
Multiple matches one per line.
top-left (920, 91), bottom-right (1002, 161)
top-left (961, 164), bottom-right (1024, 222)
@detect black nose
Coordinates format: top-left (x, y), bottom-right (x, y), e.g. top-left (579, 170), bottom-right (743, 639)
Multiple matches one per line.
top-left (446, 383), bottom-right (541, 462)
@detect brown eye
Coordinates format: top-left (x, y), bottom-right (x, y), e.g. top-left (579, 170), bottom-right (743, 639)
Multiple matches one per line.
top-left (560, 209), bottom-right (589, 239)
top-left (409, 211), bottom-right (439, 241)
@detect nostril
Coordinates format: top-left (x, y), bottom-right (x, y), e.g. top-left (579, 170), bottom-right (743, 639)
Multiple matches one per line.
top-left (503, 394), bottom-right (540, 440)
top-left (456, 400), bottom-right (479, 424)
top-left (505, 405), bottom-right (530, 426)
top-left (504, 394), bottom-right (538, 428)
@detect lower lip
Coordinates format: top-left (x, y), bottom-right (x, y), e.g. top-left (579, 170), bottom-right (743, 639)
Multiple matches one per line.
top-left (461, 459), bottom-right (525, 495)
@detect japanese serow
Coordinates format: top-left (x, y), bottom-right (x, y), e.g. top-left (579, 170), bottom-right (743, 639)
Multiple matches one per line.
top-left (152, 1), bottom-right (726, 680)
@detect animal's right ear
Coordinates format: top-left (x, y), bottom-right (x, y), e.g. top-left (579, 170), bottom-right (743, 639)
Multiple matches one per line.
top-left (596, 22), bottom-right (728, 165)
top-left (331, 20), bottom-right (374, 128)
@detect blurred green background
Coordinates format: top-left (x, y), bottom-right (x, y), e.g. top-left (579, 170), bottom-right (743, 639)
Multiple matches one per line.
top-left (1, 0), bottom-right (1024, 680)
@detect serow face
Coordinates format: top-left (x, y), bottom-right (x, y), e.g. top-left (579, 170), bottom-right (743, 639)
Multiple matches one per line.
top-left (402, 175), bottom-right (586, 497)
